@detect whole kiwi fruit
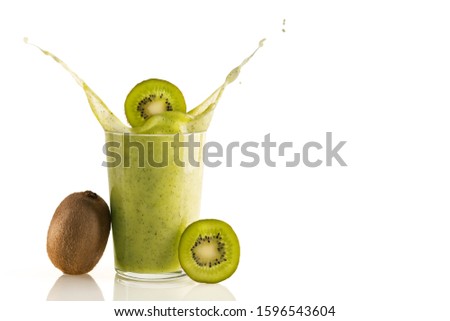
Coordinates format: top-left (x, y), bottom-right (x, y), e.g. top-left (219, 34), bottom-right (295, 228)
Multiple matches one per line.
top-left (47, 191), bottom-right (111, 275)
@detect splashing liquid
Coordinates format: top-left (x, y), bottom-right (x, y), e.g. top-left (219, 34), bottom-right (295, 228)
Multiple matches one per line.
top-left (25, 37), bottom-right (264, 133)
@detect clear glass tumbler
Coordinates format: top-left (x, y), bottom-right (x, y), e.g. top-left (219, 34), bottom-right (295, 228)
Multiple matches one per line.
top-left (104, 131), bottom-right (205, 281)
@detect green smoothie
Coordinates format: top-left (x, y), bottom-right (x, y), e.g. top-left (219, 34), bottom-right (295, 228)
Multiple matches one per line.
top-left (105, 132), bottom-right (204, 276)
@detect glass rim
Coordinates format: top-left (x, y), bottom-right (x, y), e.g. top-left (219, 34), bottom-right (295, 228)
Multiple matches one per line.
top-left (104, 130), bottom-right (206, 137)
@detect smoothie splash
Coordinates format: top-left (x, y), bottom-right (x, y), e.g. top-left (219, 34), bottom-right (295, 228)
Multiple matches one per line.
top-left (25, 37), bottom-right (264, 134)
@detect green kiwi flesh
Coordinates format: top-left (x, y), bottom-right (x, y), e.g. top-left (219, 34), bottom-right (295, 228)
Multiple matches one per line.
top-left (125, 78), bottom-right (187, 128)
top-left (179, 219), bottom-right (240, 283)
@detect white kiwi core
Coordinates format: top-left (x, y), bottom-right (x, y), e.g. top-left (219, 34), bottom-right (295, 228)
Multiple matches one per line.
top-left (145, 100), bottom-right (166, 116)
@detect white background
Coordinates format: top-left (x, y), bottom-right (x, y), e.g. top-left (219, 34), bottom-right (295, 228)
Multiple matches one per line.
top-left (1, 0), bottom-right (450, 320)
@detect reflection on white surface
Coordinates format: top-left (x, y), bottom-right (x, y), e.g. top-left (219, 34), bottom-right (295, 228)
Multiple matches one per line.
top-left (114, 274), bottom-right (235, 301)
top-left (47, 274), bottom-right (104, 301)
top-left (184, 284), bottom-right (236, 301)
top-left (114, 274), bottom-right (194, 301)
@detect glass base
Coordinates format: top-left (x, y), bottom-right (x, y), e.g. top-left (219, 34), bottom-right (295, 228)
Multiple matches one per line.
top-left (116, 269), bottom-right (186, 282)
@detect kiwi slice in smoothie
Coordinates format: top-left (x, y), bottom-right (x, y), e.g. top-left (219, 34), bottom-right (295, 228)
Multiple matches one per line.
top-left (179, 219), bottom-right (240, 283)
top-left (125, 78), bottom-right (187, 128)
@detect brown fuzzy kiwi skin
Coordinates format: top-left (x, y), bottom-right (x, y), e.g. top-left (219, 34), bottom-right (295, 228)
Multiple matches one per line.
top-left (47, 191), bottom-right (111, 275)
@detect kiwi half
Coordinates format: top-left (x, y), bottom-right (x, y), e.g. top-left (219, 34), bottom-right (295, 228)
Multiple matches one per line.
top-left (125, 78), bottom-right (186, 127)
top-left (179, 219), bottom-right (240, 283)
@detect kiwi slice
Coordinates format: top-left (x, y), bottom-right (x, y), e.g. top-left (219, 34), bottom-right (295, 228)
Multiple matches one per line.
top-left (125, 78), bottom-right (186, 127)
top-left (179, 219), bottom-right (240, 283)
